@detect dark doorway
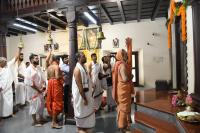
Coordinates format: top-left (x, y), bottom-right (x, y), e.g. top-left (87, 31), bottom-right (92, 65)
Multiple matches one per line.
top-left (175, 16), bottom-right (188, 89)
top-left (132, 52), bottom-right (139, 86)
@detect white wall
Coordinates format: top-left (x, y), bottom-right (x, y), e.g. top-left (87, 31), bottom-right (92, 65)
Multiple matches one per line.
top-left (6, 31), bottom-right (68, 62)
top-left (6, 18), bottom-right (170, 88)
top-left (186, 6), bottom-right (195, 94)
top-left (101, 18), bottom-right (170, 87)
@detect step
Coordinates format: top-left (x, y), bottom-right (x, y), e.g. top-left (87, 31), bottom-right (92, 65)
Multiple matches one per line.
top-left (135, 112), bottom-right (179, 133)
top-left (132, 128), bottom-right (143, 133)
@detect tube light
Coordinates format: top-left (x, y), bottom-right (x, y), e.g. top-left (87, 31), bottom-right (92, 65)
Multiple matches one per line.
top-left (16, 18), bottom-right (38, 27)
top-left (84, 12), bottom-right (97, 24)
top-left (13, 23), bottom-right (38, 32)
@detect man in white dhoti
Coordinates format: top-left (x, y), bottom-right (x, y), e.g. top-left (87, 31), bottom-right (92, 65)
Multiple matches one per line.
top-left (0, 48), bottom-right (22, 118)
top-left (102, 53), bottom-right (116, 111)
top-left (88, 53), bottom-right (104, 111)
top-left (15, 53), bottom-right (27, 107)
top-left (72, 52), bottom-right (95, 133)
top-left (25, 54), bottom-right (46, 127)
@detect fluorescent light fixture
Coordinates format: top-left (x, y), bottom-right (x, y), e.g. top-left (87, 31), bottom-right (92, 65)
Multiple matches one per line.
top-left (16, 18), bottom-right (38, 27)
top-left (13, 23), bottom-right (38, 32)
top-left (84, 12), bottom-right (97, 24)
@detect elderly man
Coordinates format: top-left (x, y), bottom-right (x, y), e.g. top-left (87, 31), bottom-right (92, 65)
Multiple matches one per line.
top-left (0, 48), bottom-right (22, 118)
top-left (112, 49), bottom-right (134, 133)
top-left (72, 52), bottom-right (95, 133)
top-left (25, 54), bottom-right (46, 127)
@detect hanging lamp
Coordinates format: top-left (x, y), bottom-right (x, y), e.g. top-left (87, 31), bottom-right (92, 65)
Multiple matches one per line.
top-left (97, 0), bottom-right (106, 40)
top-left (47, 15), bottom-right (53, 46)
top-left (18, 34), bottom-right (24, 48)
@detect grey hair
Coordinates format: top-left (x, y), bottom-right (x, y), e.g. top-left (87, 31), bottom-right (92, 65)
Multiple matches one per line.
top-left (0, 57), bottom-right (7, 63)
top-left (0, 57), bottom-right (7, 66)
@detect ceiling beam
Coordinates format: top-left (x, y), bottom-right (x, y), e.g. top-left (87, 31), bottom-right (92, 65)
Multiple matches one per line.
top-left (100, 4), bottom-right (113, 25)
top-left (32, 15), bottom-right (64, 30)
top-left (8, 26), bottom-right (35, 34)
top-left (151, 0), bottom-right (162, 21)
top-left (89, 0), bottom-right (119, 5)
top-left (117, 0), bottom-right (126, 23)
top-left (78, 16), bottom-right (89, 27)
top-left (15, 20), bottom-right (45, 32)
top-left (25, 16), bottom-right (56, 31)
top-left (9, 0), bottom-right (87, 17)
top-left (21, 18), bottom-right (48, 32)
top-left (48, 12), bottom-right (68, 25)
top-left (7, 32), bottom-right (18, 36)
top-left (137, 0), bottom-right (142, 22)
top-left (8, 28), bottom-right (27, 35)
top-left (86, 7), bottom-right (99, 25)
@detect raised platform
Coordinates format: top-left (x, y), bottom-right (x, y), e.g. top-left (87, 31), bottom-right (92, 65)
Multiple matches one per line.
top-left (134, 89), bottom-right (200, 133)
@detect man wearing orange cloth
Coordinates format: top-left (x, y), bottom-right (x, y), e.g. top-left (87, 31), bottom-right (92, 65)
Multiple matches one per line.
top-left (112, 48), bottom-right (134, 133)
top-left (46, 55), bottom-right (64, 129)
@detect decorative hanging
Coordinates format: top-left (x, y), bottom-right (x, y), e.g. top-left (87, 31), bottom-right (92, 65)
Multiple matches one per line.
top-left (18, 34), bottom-right (24, 48)
top-left (47, 18), bottom-right (53, 46)
top-left (167, 0), bottom-right (187, 48)
top-left (97, 0), bottom-right (106, 40)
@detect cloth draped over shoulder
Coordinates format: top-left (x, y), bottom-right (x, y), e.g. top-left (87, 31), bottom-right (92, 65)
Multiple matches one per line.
top-left (72, 63), bottom-right (94, 118)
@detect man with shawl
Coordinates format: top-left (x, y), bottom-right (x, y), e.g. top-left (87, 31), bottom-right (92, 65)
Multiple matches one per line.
top-left (72, 52), bottom-right (95, 133)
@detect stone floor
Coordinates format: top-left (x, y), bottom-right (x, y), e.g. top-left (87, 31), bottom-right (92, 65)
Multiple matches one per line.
top-left (0, 106), bottom-right (123, 133)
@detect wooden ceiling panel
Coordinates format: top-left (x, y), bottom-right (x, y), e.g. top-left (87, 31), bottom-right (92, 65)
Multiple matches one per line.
top-left (122, 0), bottom-right (138, 6)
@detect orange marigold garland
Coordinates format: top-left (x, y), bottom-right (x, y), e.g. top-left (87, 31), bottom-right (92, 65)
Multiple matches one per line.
top-left (168, 0), bottom-right (187, 49)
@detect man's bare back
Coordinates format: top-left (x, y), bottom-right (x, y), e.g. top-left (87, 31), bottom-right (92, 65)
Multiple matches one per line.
top-left (47, 63), bottom-right (62, 80)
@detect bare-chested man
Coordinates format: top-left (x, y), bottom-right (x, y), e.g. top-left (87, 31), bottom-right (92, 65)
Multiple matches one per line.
top-left (46, 55), bottom-right (64, 129)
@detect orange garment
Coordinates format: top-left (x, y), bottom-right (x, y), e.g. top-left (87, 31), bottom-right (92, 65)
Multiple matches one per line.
top-left (46, 79), bottom-right (64, 116)
top-left (112, 49), bottom-right (134, 129)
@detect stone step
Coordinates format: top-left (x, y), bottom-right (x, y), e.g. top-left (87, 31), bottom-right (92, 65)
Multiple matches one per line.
top-left (132, 128), bottom-right (143, 133)
top-left (135, 111), bottom-right (179, 133)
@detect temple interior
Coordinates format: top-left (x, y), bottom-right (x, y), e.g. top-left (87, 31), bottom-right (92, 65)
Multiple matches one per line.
top-left (0, 0), bottom-right (200, 133)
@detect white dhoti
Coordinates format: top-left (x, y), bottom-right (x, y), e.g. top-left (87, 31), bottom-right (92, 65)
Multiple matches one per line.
top-left (1, 88), bottom-right (13, 117)
top-left (72, 63), bottom-right (95, 128)
top-left (107, 86), bottom-right (116, 107)
top-left (91, 62), bottom-right (103, 110)
top-left (27, 87), bottom-right (44, 115)
top-left (75, 112), bottom-right (95, 128)
top-left (0, 60), bottom-right (15, 117)
top-left (0, 92), bottom-right (2, 116)
top-left (93, 91), bottom-right (103, 110)
top-left (15, 82), bottom-right (26, 105)
top-left (25, 65), bottom-right (45, 116)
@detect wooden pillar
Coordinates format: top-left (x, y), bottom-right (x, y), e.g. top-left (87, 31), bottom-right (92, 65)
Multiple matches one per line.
top-left (66, 6), bottom-right (78, 79)
top-left (64, 6), bottom-right (78, 120)
top-left (191, 1), bottom-right (200, 109)
top-left (0, 33), bottom-right (7, 58)
top-left (0, 21), bottom-right (7, 58)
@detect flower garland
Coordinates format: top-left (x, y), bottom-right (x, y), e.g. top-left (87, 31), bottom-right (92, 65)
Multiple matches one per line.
top-left (167, 0), bottom-right (187, 48)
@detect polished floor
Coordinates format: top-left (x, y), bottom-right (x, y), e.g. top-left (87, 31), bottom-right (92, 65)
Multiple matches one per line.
top-left (0, 106), bottom-right (126, 133)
